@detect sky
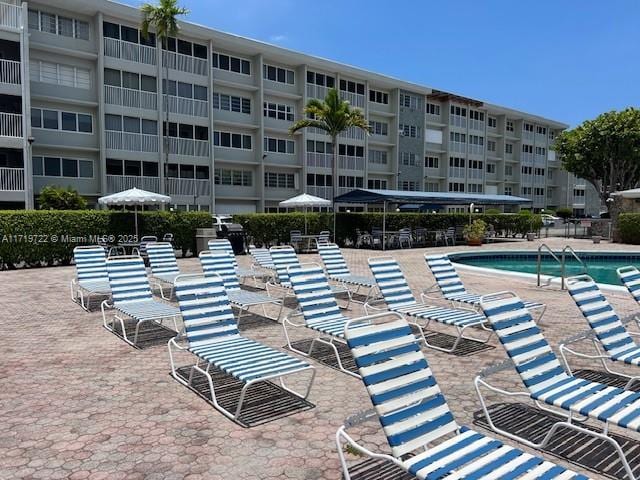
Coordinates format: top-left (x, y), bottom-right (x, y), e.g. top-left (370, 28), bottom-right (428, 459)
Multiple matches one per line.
top-left (122, 0), bottom-right (640, 127)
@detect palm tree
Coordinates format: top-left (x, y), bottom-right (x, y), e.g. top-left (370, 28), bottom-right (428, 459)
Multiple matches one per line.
top-left (140, 0), bottom-right (189, 190)
top-left (289, 88), bottom-right (371, 238)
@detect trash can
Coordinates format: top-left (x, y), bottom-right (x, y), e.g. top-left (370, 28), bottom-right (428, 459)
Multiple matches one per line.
top-left (219, 223), bottom-right (247, 255)
top-left (195, 228), bottom-right (218, 255)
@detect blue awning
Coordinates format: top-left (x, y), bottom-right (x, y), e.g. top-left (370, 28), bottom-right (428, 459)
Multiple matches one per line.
top-left (333, 188), bottom-right (532, 205)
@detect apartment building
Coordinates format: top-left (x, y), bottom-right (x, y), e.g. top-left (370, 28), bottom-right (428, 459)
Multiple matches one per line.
top-left (0, 0), bottom-right (600, 215)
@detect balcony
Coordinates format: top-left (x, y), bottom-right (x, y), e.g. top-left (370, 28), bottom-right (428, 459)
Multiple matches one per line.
top-left (338, 155), bottom-right (365, 171)
top-left (104, 85), bottom-right (157, 110)
top-left (306, 152), bottom-right (332, 169)
top-left (167, 137), bottom-right (209, 157)
top-left (338, 126), bottom-right (365, 141)
top-left (339, 91), bottom-right (365, 109)
top-left (162, 51), bottom-right (207, 76)
top-left (0, 166), bottom-right (23, 190)
top-left (106, 175), bottom-right (160, 193)
top-left (307, 185), bottom-right (332, 199)
top-left (0, 59), bottom-right (20, 85)
top-left (166, 177), bottom-right (211, 196)
top-left (164, 95), bottom-right (208, 118)
top-left (104, 37), bottom-right (157, 66)
top-left (0, 2), bottom-right (21, 31)
top-left (105, 131), bottom-right (159, 153)
top-left (0, 112), bottom-right (21, 137)
top-left (306, 84), bottom-right (329, 100)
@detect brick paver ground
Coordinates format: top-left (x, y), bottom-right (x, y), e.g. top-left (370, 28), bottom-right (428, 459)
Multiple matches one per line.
top-left (1, 237), bottom-right (639, 479)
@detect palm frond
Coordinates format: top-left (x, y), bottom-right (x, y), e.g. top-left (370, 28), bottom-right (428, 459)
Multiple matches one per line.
top-left (289, 119), bottom-right (329, 135)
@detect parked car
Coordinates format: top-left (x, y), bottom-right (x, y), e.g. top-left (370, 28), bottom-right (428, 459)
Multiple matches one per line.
top-left (541, 214), bottom-right (560, 226)
top-left (212, 215), bottom-right (233, 232)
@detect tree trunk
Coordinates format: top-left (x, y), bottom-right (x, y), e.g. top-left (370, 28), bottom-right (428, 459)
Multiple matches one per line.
top-left (332, 135), bottom-right (338, 242)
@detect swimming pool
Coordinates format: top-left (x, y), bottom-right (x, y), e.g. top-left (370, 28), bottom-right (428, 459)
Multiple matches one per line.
top-left (449, 251), bottom-right (640, 286)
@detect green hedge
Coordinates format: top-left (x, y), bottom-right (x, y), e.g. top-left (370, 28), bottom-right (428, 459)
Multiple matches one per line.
top-left (234, 212), bottom-right (542, 246)
top-left (0, 210), bottom-right (211, 269)
top-left (618, 213), bottom-right (640, 244)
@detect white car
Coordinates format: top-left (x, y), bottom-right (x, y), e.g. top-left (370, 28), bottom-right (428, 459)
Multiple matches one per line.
top-left (212, 215), bottom-right (233, 232)
top-left (541, 214), bottom-right (560, 226)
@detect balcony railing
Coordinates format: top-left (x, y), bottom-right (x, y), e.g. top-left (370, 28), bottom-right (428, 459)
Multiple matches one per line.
top-left (104, 37), bottom-right (157, 66)
top-left (106, 175), bottom-right (160, 193)
top-left (166, 177), bottom-right (211, 196)
top-left (0, 166), bottom-right (23, 191)
top-left (167, 137), bottom-right (209, 157)
top-left (162, 51), bottom-right (207, 76)
top-left (339, 91), bottom-right (365, 109)
top-left (104, 85), bottom-right (157, 110)
top-left (307, 185), bottom-right (332, 199)
top-left (164, 95), bottom-right (208, 118)
top-left (0, 59), bottom-right (20, 85)
top-left (338, 155), bottom-right (365, 171)
top-left (0, 2), bottom-right (21, 31)
top-left (306, 152), bottom-right (332, 168)
top-left (105, 131), bottom-right (158, 153)
top-left (306, 84), bottom-right (329, 100)
top-left (0, 112), bottom-right (22, 137)
top-left (468, 169), bottom-right (483, 180)
top-left (338, 126), bottom-right (365, 140)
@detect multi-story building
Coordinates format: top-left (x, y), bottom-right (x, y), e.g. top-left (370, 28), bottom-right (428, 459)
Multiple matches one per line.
top-left (0, 0), bottom-right (599, 215)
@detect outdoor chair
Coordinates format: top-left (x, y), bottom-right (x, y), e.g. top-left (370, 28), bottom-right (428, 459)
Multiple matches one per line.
top-left (445, 226), bottom-right (456, 246)
top-left (367, 256), bottom-right (490, 353)
top-left (317, 243), bottom-right (378, 304)
top-left (207, 239), bottom-right (256, 281)
top-left (618, 265), bottom-right (640, 307)
top-left (316, 230), bottom-right (330, 247)
top-left (290, 230), bottom-right (302, 251)
top-left (102, 255), bottom-right (180, 347)
top-left (169, 274), bottom-right (315, 423)
top-left (70, 245), bottom-right (111, 311)
top-left (354, 229), bottom-right (371, 248)
top-left (199, 250), bottom-right (283, 322)
top-left (398, 227), bottom-right (412, 248)
top-left (162, 233), bottom-right (174, 244)
top-left (477, 291), bottom-right (640, 480)
top-left (147, 242), bottom-right (181, 299)
top-left (337, 311), bottom-right (591, 480)
top-left (132, 235), bottom-right (157, 263)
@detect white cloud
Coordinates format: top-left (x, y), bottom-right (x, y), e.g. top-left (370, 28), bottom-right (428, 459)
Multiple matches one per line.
top-left (269, 34), bottom-right (287, 43)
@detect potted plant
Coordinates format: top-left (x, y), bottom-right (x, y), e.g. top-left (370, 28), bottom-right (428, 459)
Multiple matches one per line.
top-left (463, 219), bottom-right (486, 246)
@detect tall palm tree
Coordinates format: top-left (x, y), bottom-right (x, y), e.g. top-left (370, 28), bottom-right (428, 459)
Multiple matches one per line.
top-left (289, 88), bottom-right (371, 238)
top-left (140, 0), bottom-right (189, 190)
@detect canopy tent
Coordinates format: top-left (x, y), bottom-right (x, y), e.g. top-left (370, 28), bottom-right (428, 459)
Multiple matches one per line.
top-left (279, 193), bottom-right (332, 234)
top-left (98, 188), bottom-right (171, 238)
top-left (333, 188), bottom-right (532, 250)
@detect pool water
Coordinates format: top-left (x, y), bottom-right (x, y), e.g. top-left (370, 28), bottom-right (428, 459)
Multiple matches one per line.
top-left (450, 252), bottom-right (640, 286)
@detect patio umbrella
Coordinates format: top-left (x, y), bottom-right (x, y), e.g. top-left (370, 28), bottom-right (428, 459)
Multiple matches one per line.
top-left (279, 193), bottom-right (332, 234)
top-left (98, 188), bottom-right (171, 238)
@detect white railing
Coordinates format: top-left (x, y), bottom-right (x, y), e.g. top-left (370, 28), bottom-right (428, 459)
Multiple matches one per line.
top-left (306, 152), bottom-right (332, 168)
top-left (339, 126), bottom-right (365, 140)
top-left (0, 166), bottom-right (23, 191)
top-left (449, 141), bottom-right (466, 154)
top-left (167, 137), bottom-right (209, 157)
top-left (468, 169), bottom-right (483, 180)
top-left (0, 2), bottom-right (21, 31)
top-left (338, 155), bottom-right (365, 171)
top-left (104, 37), bottom-right (157, 66)
top-left (448, 167), bottom-right (465, 178)
top-left (162, 51), bottom-right (207, 76)
top-left (339, 91), bottom-right (365, 109)
top-left (105, 131), bottom-right (159, 152)
top-left (468, 144), bottom-right (483, 156)
top-left (0, 59), bottom-right (20, 84)
top-left (163, 95), bottom-right (208, 117)
top-left (426, 113), bottom-right (441, 123)
top-left (166, 177), bottom-right (211, 196)
top-left (307, 185), bottom-right (332, 199)
top-left (0, 112), bottom-right (22, 137)
top-left (468, 119), bottom-right (485, 131)
top-left (336, 186), bottom-right (356, 196)
top-left (522, 130), bottom-right (534, 141)
top-left (306, 84), bottom-right (329, 100)
top-left (450, 116), bottom-right (467, 128)
top-left (104, 85), bottom-right (157, 110)
top-left (521, 153), bottom-right (534, 163)
top-left (106, 175), bottom-right (160, 193)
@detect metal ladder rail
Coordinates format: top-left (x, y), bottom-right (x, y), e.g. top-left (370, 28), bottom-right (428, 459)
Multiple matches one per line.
top-left (537, 243), bottom-right (562, 288)
top-left (561, 245), bottom-right (588, 285)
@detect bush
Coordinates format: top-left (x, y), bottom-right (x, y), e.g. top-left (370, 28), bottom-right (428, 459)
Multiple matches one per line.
top-left (618, 213), bottom-right (640, 244)
top-left (39, 185), bottom-right (87, 210)
top-left (556, 207), bottom-right (573, 220)
top-left (0, 210), bottom-right (211, 269)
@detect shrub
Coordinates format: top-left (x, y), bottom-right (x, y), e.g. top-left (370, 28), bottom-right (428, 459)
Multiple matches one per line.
top-left (618, 213), bottom-right (640, 244)
top-left (556, 207), bottom-right (573, 220)
top-left (39, 185), bottom-right (88, 210)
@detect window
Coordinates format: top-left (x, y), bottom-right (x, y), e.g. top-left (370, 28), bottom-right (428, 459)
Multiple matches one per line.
top-left (307, 173), bottom-right (332, 187)
top-left (399, 93), bottom-right (420, 109)
top-left (523, 123), bottom-right (534, 133)
top-left (488, 116), bottom-right (497, 128)
top-left (487, 140), bottom-right (496, 152)
top-left (32, 108), bottom-right (92, 133)
top-left (213, 93), bottom-right (251, 114)
top-left (400, 152), bottom-right (417, 166)
top-left (369, 89), bottom-right (389, 105)
top-left (426, 103), bottom-right (440, 116)
top-left (450, 105), bottom-right (467, 117)
top-left (263, 64), bottom-right (295, 84)
top-left (264, 172), bottom-right (295, 189)
top-left (449, 157), bottom-right (465, 168)
top-left (425, 182), bottom-right (439, 192)
top-left (469, 110), bottom-right (484, 121)
top-left (536, 126), bottom-right (547, 135)
top-left (368, 179), bottom-right (387, 189)
top-left (549, 130), bottom-right (556, 141)
top-left (468, 160), bottom-right (483, 170)
top-left (534, 168), bottom-right (545, 176)
top-left (264, 137), bottom-right (295, 154)
top-left (504, 186), bottom-right (512, 196)
top-left (369, 121), bottom-right (388, 136)
top-left (33, 156), bottom-right (93, 178)
top-left (468, 184), bottom-right (483, 193)
top-left (534, 188), bottom-right (545, 196)
top-left (338, 144), bottom-right (364, 157)
top-left (448, 182), bottom-right (465, 192)
top-left (468, 135), bottom-right (484, 146)
top-left (449, 131), bottom-right (466, 143)
top-left (486, 163), bottom-right (496, 174)
top-left (506, 120), bottom-right (514, 132)
top-left (29, 9), bottom-right (90, 40)
top-left (399, 124), bottom-right (419, 138)
top-left (213, 131), bottom-right (252, 150)
top-left (339, 176), bottom-right (364, 188)
top-left (306, 71), bottom-right (335, 88)
top-left (505, 165), bottom-right (513, 176)
top-left (573, 188), bottom-right (585, 197)
top-left (30, 60), bottom-right (91, 89)
top-left (214, 168), bottom-right (253, 186)
top-left (521, 166), bottom-right (533, 175)
top-left (368, 150), bottom-right (387, 164)
top-left (306, 140), bottom-right (333, 154)
top-left (339, 79), bottom-right (365, 95)
top-left (535, 146), bottom-right (546, 156)
top-left (505, 143), bottom-right (513, 154)
top-left (398, 180), bottom-right (419, 191)
top-left (425, 156), bottom-right (439, 169)
top-left (263, 102), bottom-right (294, 121)
top-left (522, 144), bottom-right (533, 154)
top-left (212, 52), bottom-right (251, 75)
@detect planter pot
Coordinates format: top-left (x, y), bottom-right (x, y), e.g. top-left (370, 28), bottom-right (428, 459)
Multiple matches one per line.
top-left (467, 239), bottom-right (483, 246)
top-left (592, 235), bottom-right (602, 244)
top-left (526, 233), bottom-right (535, 241)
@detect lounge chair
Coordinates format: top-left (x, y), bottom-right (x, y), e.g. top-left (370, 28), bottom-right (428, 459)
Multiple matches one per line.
top-left (169, 274), bottom-right (315, 422)
top-left (147, 242), bottom-right (181, 299)
top-left (250, 246), bottom-right (275, 270)
top-left (477, 291), bottom-right (640, 480)
top-left (368, 256), bottom-right (490, 353)
top-left (207, 239), bottom-right (256, 281)
top-left (317, 243), bottom-right (378, 304)
top-left (424, 254), bottom-right (546, 320)
top-left (70, 245), bottom-right (111, 310)
top-left (618, 265), bottom-right (640, 305)
top-left (199, 250), bottom-right (283, 322)
top-left (337, 311), bottom-right (592, 480)
top-left (102, 255), bottom-right (180, 347)
top-left (563, 274), bottom-right (640, 388)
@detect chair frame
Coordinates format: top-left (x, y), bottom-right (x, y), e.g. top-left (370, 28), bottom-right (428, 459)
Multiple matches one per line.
top-left (146, 241), bottom-right (181, 300)
top-left (69, 246), bottom-right (111, 311)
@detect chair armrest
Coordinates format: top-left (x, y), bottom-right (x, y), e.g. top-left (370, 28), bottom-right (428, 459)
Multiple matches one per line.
top-left (343, 408), bottom-right (378, 428)
top-left (363, 298), bottom-right (386, 315)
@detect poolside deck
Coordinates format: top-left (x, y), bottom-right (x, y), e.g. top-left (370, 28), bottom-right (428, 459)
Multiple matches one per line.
top-left (1, 237), bottom-right (639, 479)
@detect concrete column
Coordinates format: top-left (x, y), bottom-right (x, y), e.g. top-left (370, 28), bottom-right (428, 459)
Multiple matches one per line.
top-left (156, 36), bottom-right (165, 196)
top-left (97, 12), bottom-right (107, 202)
top-left (20, 2), bottom-right (33, 209)
top-left (256, 53), bottom-right (265, 212)
top-left (207, 39), bottom-right (215, 213)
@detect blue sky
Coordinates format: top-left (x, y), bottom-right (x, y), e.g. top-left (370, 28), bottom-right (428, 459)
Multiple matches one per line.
top-left (123, 0), bottom-right (639, 127)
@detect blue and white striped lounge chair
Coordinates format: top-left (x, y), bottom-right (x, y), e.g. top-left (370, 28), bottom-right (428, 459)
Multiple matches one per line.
top-left (169, 274), bottom-right (315, 422)
top-left (102, 255), bottom-right (180, 346)
top-left (317, 243), bottom-right (378, 303)
top-left (478, 291), bottom-right (640, 480)
top-left (368, 256), bottom-right (490, 353)
top-left (425, 254), bottom-right (546, 320)
top-left (147, 242), bottom-right (181, 300)
top-left (199, 250), bottom-right (283, 322)
top-left (619, 265), bottom-right (640, 306)
top-left (70, 245), bottom-right (111, 310)
top-left (563, 274), bottom-right (640, 388)
top-left (337, 312), bottom-right (592, 480)
top-left (250, 247), bottom-right (275, 270)
top-left (207, 239), bottom-right (256, 281)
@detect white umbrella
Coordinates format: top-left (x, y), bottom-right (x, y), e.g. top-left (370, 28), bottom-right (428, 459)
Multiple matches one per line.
top-left (98, 188), bottom-right (171, 238)
top-left (279, 193), bottom-right (331, 234)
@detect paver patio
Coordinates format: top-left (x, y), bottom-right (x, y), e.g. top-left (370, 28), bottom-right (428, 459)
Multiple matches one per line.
top-left (1, 237), bottom-right (639, 479)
